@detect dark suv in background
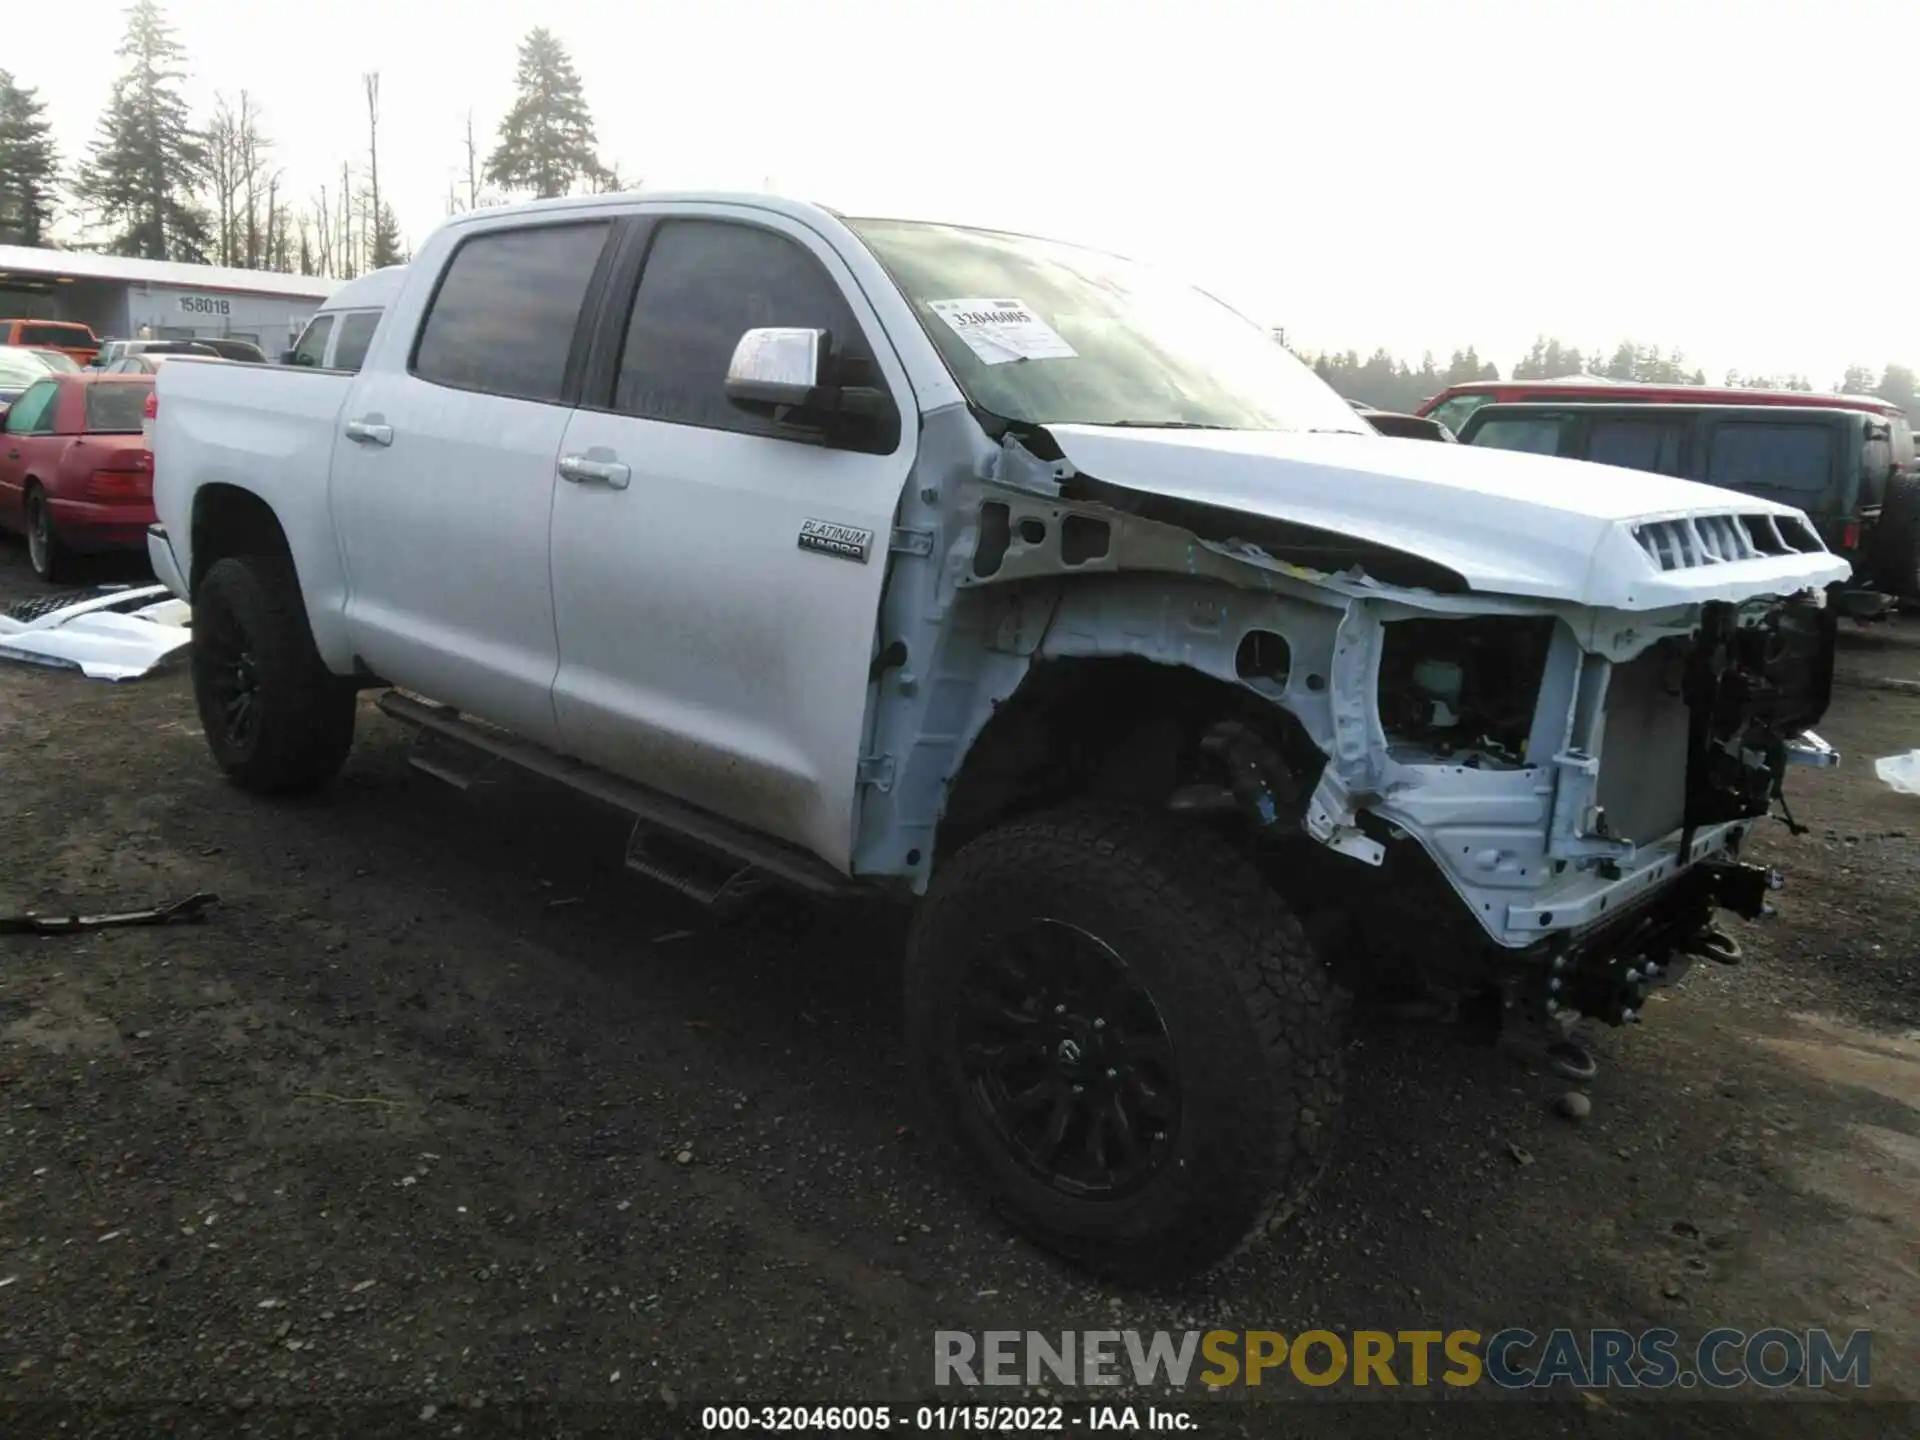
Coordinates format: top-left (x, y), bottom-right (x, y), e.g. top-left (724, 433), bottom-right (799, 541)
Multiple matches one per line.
top-left (1457, 401), bottom-right (1919, 617)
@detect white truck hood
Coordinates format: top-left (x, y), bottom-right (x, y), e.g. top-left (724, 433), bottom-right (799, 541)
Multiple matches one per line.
top-left (1045, 425), bottom-right (1851, 611)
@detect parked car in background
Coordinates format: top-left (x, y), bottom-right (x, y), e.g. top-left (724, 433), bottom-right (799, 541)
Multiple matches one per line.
top-left (105, 342), bottom-right (227, 374)
top-left (284, 265), bottom-right (404, 371)
top-left (150, 191), bottom-right (1845, 1280)
top-left (0, 373), bottom-right (154, 580)
top-left (0, 345), bottom-right (54, 419)
top-left (1456, 400), bottom-right (1915, 615)
top-left (1353, 406), bottom-right (1455, 441)
top-left (192, 337), bottom-right (268, 364)
top-left (1419, 377), bottom-right (1917, 465)
top-left (0, 319), bottom-right (100, 367)
top-left (28, 349), bottom-right (81, 373)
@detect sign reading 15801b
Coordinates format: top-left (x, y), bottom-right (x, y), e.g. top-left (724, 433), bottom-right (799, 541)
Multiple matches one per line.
top-left (177, 295), bottom-right (231, 316)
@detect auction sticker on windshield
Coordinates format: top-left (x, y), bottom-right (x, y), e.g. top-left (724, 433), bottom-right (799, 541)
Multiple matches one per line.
top-left (927, 298), bottom-right (1077, 365)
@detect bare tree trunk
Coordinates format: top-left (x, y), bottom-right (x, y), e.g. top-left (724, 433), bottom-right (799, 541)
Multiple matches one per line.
top-left (240, 91), bottom-right (260, 268)
top-left (206, 96), bottom-right (238, 267)
top-left (314, 185), bottom-right (333, 280)
top-left (465, 109), bottom-right (480, 209)
top-left (364, 73), bottom-right (381, 262)
top-left (338, 162), bottom-right (354, 277)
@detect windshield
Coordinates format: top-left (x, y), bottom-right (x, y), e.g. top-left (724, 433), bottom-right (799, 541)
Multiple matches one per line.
top-left (849, 219), bottom-right (1366, 434)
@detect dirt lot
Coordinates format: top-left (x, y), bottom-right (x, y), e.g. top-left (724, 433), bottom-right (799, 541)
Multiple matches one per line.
top-left (0, 544), bottom-right (1915, 1439)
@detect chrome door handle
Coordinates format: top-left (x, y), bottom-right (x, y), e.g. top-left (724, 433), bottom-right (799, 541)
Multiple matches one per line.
top-left (557, 454), bottom-right (631, 490)
top-left (344, 417), bottom-right (393, 446)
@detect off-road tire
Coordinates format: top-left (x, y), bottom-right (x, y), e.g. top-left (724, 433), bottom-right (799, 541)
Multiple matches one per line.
top-left (24, 487), bottom-right (68, 583)
top-left (1872, 473), bottom-right (1920, 599)
top-left (191, 555), bottom-right (356, 794)
top-left (904, 804), bottom-right (1345, 1283)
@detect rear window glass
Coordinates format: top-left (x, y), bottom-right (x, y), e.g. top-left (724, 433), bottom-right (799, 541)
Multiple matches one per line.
top-left (1587, 419), bottom-right (1686, 474)
top-left (1706, 424), bottom-right (1833, 495)
top-left (290, 315), bottom-right (333, 367)
top-left (412, 221), bottom-right (611, 403)
top-left (332, 310), bottom-right (380, 372)
top-left (84, 382), bottom-right (151, 432)
top-left (21, 322), bottom-right (91, 347)
top-left (1468, 417), bottom-right (1563, 455)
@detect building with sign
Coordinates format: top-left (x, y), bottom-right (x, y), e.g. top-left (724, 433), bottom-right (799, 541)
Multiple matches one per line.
top-left (0, 245), bottom-right (343, 353)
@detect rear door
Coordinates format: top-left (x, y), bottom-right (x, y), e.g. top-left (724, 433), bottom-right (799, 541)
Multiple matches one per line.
top-left (330, 222), bottom-right (614, 756)
top-left (547, 208), bottom-right (916, 869)
top-left (330, 217), bottom-right (618, 746)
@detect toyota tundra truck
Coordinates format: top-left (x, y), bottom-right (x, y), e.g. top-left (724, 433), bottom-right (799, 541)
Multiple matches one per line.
top-left (146, 191), bottom-right (1848, 1281)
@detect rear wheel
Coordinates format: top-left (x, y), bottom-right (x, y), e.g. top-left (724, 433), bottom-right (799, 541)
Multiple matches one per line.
top-left (24, 487), bottom-right (67, 583)
top-left (1872, 473), bottom-right (1920, 599)
top-left (904, 805), bottom-right (1345, 1281)
top-left (191, 555), bottom-right (356, 793)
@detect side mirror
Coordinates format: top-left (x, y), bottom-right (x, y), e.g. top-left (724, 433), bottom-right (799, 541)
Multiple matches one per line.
top-left (724, 327), bottom-right (827, 410)
top-left (725, 326), bottom-right (898, 451)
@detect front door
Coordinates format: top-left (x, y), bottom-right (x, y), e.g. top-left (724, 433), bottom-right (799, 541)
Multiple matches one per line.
top-left (548, 210), bottom-right (917, 870)
top-left (330, 218), bottom-right (617, 746)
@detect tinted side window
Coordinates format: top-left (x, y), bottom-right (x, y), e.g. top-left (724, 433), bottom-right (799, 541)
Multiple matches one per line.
top-left (290, 315), bottom-right (333, 367)
top-left (4, 379), bottom-right (58, 434)
top-left (1706, 424), bottom-right (1833, 496)
top-left (21, 323), bottom-right (88, 348)
top-left (613, 219), bottom-right (868, 436)
top-left (332, 311), bottom-right (381, 372)
top-left (1587, 419), bottom-right (1686, 474)
top-left (413, 222), bottom-right (611, 402)
top-left (1466, 417), bottom-right (1563, 455)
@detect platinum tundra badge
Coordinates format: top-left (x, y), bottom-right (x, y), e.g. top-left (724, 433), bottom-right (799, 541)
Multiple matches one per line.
top-left (798, 519), bottom-right (873, 563)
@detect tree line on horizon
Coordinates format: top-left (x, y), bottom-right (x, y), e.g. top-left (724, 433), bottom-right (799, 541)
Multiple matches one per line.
top-left (0, 1), bottom-right (621, 279)
top-left (1304, 336), bottom-right (1920, 425)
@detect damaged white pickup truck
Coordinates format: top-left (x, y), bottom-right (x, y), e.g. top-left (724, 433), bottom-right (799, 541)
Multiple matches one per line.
top-left (148, 193), bottom-right (1848, 1280)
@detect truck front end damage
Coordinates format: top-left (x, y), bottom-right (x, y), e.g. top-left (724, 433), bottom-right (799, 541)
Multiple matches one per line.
top-left (879, 425), bottom-right (1850, 1036)
top-left (1304, 588), bottom-right (1836, 1026)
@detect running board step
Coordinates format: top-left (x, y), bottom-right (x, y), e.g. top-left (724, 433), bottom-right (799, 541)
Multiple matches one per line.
top-left (624, 825), bottom-right (770, 909)
top-left (376, 690), bottom-right (857, 900)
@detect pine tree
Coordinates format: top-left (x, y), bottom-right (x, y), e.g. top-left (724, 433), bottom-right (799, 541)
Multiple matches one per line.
top-left (485, 28), bottom-right (606, 199)
top-left (367, 200), bottom-right (404, 268)
top-left (75, 0), bottom-right (209, 260)
top-left (0, 70), bottom-right (59, 247)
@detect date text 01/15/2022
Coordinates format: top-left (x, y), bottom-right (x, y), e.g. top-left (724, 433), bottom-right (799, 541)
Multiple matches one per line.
top-left (699, 1403), bottom-right (1195, 1431)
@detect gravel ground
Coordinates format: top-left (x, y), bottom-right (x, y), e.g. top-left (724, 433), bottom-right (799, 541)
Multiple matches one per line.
top-left (0, 543), bottom-right (1915, 1439)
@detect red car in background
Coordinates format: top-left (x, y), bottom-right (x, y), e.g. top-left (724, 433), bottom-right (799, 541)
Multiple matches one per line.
top-left (0, 373), bottom-right (155, 581)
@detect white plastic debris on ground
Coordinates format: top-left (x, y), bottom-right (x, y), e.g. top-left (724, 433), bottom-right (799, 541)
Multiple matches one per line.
top-left (0, 585), bottom-right (192, 681)
top-left (1874, 752), bottom-right (1920, 795)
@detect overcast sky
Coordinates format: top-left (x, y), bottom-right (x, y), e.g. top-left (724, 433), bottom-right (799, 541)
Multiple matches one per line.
top-left (27, 0), bottom-right (1920, 385)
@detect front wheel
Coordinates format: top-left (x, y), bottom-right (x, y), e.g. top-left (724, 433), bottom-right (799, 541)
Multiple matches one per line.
top-left (191, 555), bottom-right (357, 793)
top-left (904, 805), bottom-right (1345, 1282)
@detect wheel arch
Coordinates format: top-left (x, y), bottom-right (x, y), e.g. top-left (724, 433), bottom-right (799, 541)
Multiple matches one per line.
top-left (936, 652), bottom-right (1327, 863)
top-left (186, 480), bottom-right (357, 674)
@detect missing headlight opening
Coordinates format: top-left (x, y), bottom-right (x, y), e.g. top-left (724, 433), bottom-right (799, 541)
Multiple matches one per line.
top-left (1378, 616), bottom-right (1558, 766)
